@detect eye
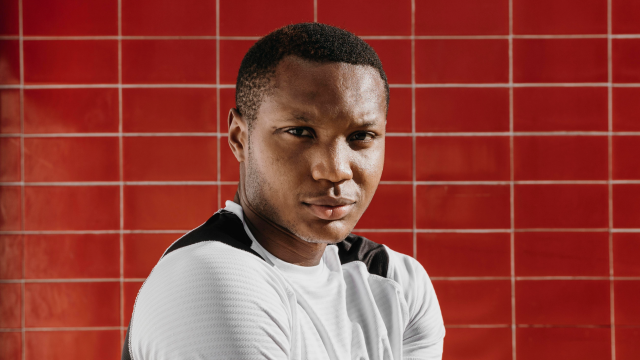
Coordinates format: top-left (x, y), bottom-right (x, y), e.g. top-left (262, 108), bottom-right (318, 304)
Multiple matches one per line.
top-left (349, 131), bottom-right (375, 142)
top-left (285, 127), bottom-right (314, 138)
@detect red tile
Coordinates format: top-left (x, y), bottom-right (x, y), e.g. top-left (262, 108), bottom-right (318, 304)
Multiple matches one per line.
top-left (613, 185), bottom-right (640, 228)
top-left (25, 330), bottom-right (121, 360)
top-left (443, 328), bottom-right (512, 360)
top-left (0, 186), bottom-right (21, 231)
top-left (220, 136), bottom-right (240, 181)
top-left (514, 87), bottom-right (608, 131)
top-left (365, 40), bottom-right (411, 84)
top-left (0, 40), bottom-right (20, 84)
top-left (24, 186), bottom-right (119, 230)
top-left (24, 234), bottom-right (120, 279)
top-left (432, 280), bottom-right (511, 324)
top-left (24, 88), bottom-right (118, 134)
top-left (416, 88), bottom-right (510, 132)
top-left (617, 328), bottom-right (640, 360)
top-left (0, 332), bottom-right (20, 360)
top-left (0, 283), bottom-right (20, 328)
top-left (516, 280), bottom-right (610, 325)
top-left (24, 137), bottom-right (119, 181)
top-left (124, 233), bottom-right (177, 278)
top-left (615, 280), bottom-right (640, 325)
top-left (0, 0), bottom-right (19, 35)
top-left (124, 185), bottom-right (218, 230)
top-left (357, 185), bottom-right (413, 229)
top-left (513, 0), bottom-right (607, 35)
top-left (514, 39), bottom-right (608, 83)
top-left (613, 0), bottom-right (640, 34)
top-left (25, 282), bottom-right (119, 327)
top-left (122, 40), bottom-right (216, 84)
top-left (415, 40), bottom-right (509, 84)
top-left (381, 136), bottom-right (412, 181)
top-left (386, 88), bottom-right (412, 133)
top-left (219, 88), bottom-right (237, 132)
top-left (122, 0), bottom-right (215, 36)
top-left (0, 235), bottom-right (22, 279)
top-left (613, 88), bottom-right (640, 131)
top-left (515, 232), bottom-right (609, 276)
top-left (123, 136), bottom-right (217, 181)
top-left (417, 233), bottom-right (511, 277)
top-left (352, 232), bottom-right (413, 257)
top-left (124, 281), bottom-right (143, 325)
top-left (613, 39), bottom-right (640, 83)
top-left (220, 184), bottom-right (238, 204)
top-left (416, 136), bottom-right (510, 181)
top-left (220, 0), bottom-right (313, 36)
top-left (514, 136), bottom-right (609, 180)
top-left (416, 0), bottom-right (508, 36)
top-left (0, 89), bottom-right (21, 133)
top-left (0, 138), bottom-right (20, 181)
top-left (220, 40), bottom-right (256, 85)
top-left (614, 136), bottom-right (640, 180)
top-left (517, 328), bottom-right (611, 360)
top-left (417, 185), bottom-right (511, 229)
top-left (24, 40), bottom-right (118, 84)
top-left (317, 0), bottom-right (410, 36)
top-left (514, 184), bottom-right (609, 229)
top-left (23, 0), bottom-right (117, 35)
top-left (613, 233), bottom-right (640, 276)
top-left (123, 88), bottom-right (217, 133)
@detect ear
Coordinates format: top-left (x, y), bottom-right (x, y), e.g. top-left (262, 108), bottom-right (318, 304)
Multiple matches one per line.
top-left (228, 108), bottom-right (248, 162)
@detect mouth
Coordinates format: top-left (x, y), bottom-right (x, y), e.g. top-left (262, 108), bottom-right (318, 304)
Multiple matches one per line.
top-left (302, 197), bottom-right (356, 221)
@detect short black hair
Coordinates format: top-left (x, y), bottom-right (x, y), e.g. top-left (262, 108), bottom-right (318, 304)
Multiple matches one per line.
top-left (235, 22), bottom-right (389, 125)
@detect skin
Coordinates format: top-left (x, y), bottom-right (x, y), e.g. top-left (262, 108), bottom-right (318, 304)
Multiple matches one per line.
top-left (228, 55), bottom-right (387, 267)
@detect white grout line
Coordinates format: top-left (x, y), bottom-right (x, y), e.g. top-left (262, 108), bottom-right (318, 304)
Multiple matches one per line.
top-left (313, 0), bottom-right (318, 22)
top-left (216, 0), bottom-right (221, 210)
top-left (607, 1), bottom-right (616, 358)
top-left (508, 0), bottom-right (517, 357)
top-left (3, 324), bottom-right (637, 332)
top-left (3, 34), bottom-right (640, 41)
top-left (3, 131), bottom-right (640, 139)
top-left (411, 0), bottom-right (417, 260)
top-left (2, 276), bottom-right (636, 283)
top-left (18, 1), bottom-right (26, 358)
top-left (5, 227), bottom-right (637, 235)
top-left (117, 0), bottom-right (125, 347)
top-left (4, 83), bottom-right (640, 90)
top-left (6, 180), bottom-right (639, 187)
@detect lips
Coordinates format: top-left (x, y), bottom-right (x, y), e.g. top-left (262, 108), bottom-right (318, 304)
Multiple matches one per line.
top-left (303, 197), bottom-right (356, 221)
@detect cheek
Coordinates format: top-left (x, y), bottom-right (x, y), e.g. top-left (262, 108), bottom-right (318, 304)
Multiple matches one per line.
top-left (352, 146), bottom-right (385, 193)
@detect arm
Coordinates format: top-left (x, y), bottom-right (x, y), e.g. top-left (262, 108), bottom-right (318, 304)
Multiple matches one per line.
top-left (128, 242), bottom-right (294, 360)
top-left (385, 247), bottom-right (446, 360)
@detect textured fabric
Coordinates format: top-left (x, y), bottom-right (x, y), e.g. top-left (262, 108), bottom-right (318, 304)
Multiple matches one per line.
top-left (128, 201), bottom-right (445, 360)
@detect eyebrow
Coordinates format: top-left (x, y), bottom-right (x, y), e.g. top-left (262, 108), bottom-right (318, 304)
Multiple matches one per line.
top-left (287, 113), bottom-right (382, 127)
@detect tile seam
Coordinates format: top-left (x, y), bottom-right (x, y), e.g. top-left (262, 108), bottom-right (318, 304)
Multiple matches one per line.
top-left (508, 0), bottom-right (516, 358)
top-left (607, 0), bottom-right (616, 359)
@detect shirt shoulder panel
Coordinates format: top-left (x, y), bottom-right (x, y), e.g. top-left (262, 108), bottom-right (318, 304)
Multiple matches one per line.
top-left (335, 233), bottom-right (390, 277)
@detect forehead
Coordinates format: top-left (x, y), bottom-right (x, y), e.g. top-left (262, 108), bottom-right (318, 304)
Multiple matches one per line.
top-left (263, 56), bottom-right (387, 122)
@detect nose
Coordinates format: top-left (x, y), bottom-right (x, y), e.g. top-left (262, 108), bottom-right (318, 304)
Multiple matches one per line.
top-left (311, 141), bottom-right (354, 184)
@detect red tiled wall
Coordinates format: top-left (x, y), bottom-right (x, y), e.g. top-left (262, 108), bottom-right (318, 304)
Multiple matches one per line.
top-left (0, 0), bottom-right (639, 359)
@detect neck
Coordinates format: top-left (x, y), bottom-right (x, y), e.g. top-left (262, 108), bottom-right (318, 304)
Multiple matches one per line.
top-left (235, 191), bottom-right (327, 267)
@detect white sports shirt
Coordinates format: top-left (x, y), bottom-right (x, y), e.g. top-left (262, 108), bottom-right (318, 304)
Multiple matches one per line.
top-left (126, 201), bottom-right (445, 360)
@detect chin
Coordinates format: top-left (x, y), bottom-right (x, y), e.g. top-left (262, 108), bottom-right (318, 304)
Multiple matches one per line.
top-left (294, 220), bottom-right (354, 244)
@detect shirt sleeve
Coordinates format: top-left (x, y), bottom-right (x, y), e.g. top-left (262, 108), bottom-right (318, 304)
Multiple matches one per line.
top-left (129, 241), bottom-right (295, 360)
top-left (385, 247), bottom-right (446, 360)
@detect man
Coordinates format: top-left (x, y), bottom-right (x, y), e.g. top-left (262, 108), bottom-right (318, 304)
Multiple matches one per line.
top-left (124, 23), bottom-right (444, 360)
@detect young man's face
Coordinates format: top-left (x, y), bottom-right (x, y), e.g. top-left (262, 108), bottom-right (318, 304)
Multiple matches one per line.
top-left (239, 56), bottom-right (387, 244)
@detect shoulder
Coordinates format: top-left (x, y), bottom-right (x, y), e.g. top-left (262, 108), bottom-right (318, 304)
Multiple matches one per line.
top-left (129, 219), bottom-right (295, 358)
